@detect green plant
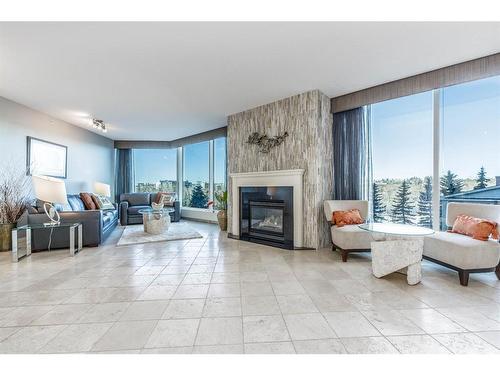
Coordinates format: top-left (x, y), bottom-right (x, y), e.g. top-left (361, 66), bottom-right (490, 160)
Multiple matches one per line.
top-left (214, 190), bottom-right (227, 211)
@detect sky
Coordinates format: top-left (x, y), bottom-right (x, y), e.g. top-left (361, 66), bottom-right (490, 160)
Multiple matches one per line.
top-left (372, 75), bottom-right (500, 180)
top-left (134, 138), bottom-right (226, 185)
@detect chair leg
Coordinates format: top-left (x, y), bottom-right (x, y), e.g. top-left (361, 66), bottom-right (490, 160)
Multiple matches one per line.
top-left (340, 249), bottom-right (348, 263)
top-left (331, 244), bottom-right (336, 252)
top-left (495, 263), bottom-right (500, 280)
top-left (458, 270), bottom-right (469, 286)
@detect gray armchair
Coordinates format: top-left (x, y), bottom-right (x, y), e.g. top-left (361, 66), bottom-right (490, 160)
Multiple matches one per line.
top-left (119, 193), bottom-right (181, 226)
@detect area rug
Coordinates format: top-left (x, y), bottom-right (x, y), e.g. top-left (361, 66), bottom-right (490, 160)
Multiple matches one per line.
top-left (117, 222), bottom-right (203, 246)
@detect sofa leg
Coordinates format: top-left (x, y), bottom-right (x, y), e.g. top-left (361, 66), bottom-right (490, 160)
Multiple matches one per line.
top-left (340, 249), bottom-right (348, 263)
top-left (331, 244), bottom-right (336, 252)
top-left (495, 263), bottom-right (500, 280)
top-left (458, 270), bottom-right (469, 286)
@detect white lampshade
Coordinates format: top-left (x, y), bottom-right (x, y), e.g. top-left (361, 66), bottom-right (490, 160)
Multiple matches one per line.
top-left (94, 182), bottom-right (111, 197)
top-left (32, 175), bottom-right (68, 204)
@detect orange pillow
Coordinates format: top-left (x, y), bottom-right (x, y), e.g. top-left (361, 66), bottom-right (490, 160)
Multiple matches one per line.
top-left (450, 214), bottom-right (499, 241)
top-left (332, 209), bottom-right (364, 228)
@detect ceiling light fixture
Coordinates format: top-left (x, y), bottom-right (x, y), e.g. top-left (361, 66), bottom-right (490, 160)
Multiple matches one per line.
top-left (90, 118), bottom-right (107, 133)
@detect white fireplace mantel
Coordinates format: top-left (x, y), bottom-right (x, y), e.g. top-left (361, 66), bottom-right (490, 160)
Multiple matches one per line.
top-left (229, 169), bottom-right (305, 248)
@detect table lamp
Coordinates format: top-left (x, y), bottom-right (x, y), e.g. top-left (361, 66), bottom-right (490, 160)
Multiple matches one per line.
top-left (32, 175), bottom-right (68, 226)
top-left (94, 182), bottom-right (111, 197)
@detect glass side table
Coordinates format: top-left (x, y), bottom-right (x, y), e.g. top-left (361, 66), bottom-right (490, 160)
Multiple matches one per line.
top-left (12, 222), bottom-right (83, 262)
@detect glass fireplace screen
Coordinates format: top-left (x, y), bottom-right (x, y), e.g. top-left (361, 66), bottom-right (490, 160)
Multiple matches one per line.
top-left (249, 204), bottom-right (284, 234)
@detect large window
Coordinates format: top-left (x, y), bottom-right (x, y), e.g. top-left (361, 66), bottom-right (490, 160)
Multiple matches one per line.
top-left (440, 76), bottom-right (500, 228)
top-left (183, 141), bottom-right (210, 208)
top-left (370, 75), bottom-right (500, 229)
top-left (130, 137), bottom-right (227, 211)
top-left (371, 92), bottom-right (433, 226)
top-left (133, 148), bottom-right (177, 193)
top-left (214, 137), bottom-right (227, 208)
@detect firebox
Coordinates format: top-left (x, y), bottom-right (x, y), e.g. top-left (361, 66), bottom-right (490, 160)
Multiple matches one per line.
top-left (239, 186), bottom-right (293, 249)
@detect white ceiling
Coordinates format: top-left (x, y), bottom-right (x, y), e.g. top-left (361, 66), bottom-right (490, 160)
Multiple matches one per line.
top-left (1, 22), bottom-right (499, 140)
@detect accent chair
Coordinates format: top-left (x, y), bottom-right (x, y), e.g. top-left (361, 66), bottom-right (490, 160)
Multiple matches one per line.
top-left (423, 202), bottom-right (500, 286)
top-left (323, 200), bottom-right (372, 262)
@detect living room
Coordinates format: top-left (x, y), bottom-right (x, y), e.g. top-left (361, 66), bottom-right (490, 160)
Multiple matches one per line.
top-left (1, 1), bottom-right (500, 372)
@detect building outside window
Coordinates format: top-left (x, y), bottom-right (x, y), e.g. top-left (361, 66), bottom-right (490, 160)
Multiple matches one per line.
top-left (133, 148), bottom-right (177, 194)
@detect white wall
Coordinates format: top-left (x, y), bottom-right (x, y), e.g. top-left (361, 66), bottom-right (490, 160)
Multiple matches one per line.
top-left (0, 96), bottom-right (114, 196)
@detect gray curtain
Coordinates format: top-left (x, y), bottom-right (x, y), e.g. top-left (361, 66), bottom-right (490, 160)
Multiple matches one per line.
top-left (115, 148), bottom-right (135, 202)
top-left (332, 106), bottom-right (372, 201)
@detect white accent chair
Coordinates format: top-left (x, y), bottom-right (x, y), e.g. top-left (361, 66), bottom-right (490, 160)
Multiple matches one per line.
top-left (424, 202), bottom-right (500, 286)
top-left (323, 200), bottom-right (372, 262)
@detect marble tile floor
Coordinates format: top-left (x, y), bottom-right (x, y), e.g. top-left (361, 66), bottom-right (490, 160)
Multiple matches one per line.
top-left (0, 220), bottom-right (499, 354)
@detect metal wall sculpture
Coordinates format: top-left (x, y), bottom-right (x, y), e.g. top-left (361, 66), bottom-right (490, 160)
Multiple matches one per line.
top-left (246, 131), bottom-right (289, 153)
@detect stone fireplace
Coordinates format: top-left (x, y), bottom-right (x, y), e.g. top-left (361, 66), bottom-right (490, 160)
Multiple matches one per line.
top-left (229, 169), bottom-right (304, 248)
top-left (227, 90), bottom-right (333, 249)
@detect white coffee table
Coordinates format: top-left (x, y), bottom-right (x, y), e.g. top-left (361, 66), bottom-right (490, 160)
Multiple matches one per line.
top-left (358, 223), bottom-right (434, 285)
top-left (138, 208), bottom-right (174, 235)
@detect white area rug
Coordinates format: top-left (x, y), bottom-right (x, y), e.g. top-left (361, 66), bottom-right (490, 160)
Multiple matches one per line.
top-left (117, 222), bottom-right (203, 246)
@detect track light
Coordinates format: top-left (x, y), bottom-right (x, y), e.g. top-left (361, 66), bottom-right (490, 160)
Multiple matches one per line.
top-left (90, 118), bottom-right (107, 133)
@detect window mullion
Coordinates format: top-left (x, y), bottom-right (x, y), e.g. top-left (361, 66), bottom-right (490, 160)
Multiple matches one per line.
top-left (432, 89), bottom-right (441, 231)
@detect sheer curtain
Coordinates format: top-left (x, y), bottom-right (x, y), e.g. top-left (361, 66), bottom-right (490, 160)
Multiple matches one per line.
top-left (115, 148), bottom-right (135, 202)
top-left (332, 106), bottom-right (372, 201)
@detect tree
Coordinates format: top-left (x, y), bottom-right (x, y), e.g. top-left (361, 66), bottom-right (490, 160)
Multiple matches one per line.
top-left (372, 182), bottom-right (386, 223)
top-left (440, 170), bottom-right (464, 196)
top-left (474, 166), bottom-right (490, 190)
top-left (189, 184), bottom-right (208, 208)
top-left (391, 180), bottom-right (415, 224)
top-left (417, 176), bottom-right (432, 228)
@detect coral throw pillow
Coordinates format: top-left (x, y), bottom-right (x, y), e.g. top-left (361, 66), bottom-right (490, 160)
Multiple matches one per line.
top-left (80, 192), bottom-right (97, 210)
top-left (332, 209), bottom-right (364, 227)
top-left (450, 214), bottom-right (499, 241)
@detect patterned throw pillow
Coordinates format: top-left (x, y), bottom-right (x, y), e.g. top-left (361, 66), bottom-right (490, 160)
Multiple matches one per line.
top-left (92, 194), bottom-right (115, 210)
top-left (332, 209), bottom-right (364, 228)
top-left (450, 214), bottom-right (499, 241)
top-left (80, 193), bottom-right (97, 210)
top-left (156, 192), bottom-right (176, 207)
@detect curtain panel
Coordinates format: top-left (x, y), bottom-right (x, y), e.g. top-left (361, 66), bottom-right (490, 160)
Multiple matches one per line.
top-left (115, 148), bottom-right (135, 202)
top-left (332, 106), bottom-right (372, 201)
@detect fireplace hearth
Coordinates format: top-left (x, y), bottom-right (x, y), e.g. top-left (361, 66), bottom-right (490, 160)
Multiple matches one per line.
top-left (239, 186), bottom-right (293, 249)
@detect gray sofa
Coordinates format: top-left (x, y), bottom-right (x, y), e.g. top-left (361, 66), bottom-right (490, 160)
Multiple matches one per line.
top-left (119, 193), bottom-right (181, 226)
top-left (23, 194), bottom-right (118, 251)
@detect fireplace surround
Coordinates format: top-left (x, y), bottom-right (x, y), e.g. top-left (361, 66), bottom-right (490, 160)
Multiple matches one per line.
top-left (240, 186), bottom-right (293, 249)
top-left (229, 169), bottom-right (305, 248)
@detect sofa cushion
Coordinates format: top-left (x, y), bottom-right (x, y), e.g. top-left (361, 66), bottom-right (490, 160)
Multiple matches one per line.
top-left (93, 194), bottom-right (115, 210)
top-left (424, 231), bottom-right (500, 270)
top-left (127, 205), bottom-right (151, 216)
top-left (120, 193), bottom-right (151, 206)
top-left (67, 195), bottom-right (85, 211)
top-left (331, 224), bottom-right (372, 250)
top-left (80, 193), bottom-right (97, 210)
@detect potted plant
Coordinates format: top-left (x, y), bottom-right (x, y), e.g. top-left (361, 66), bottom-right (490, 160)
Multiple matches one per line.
top-left (0, 167), bottom-right (32, 251)
top-left (213, 190), bottom-right (228, 231)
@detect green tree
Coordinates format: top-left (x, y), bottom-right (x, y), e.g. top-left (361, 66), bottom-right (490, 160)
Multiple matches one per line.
top-left (417, 176), bottom-right (433, 228)
top-left (440, 170), bottom-right (464, 196)
top-left (474, 166), bottom-right (490, 190)
top-left (391, 180), bottom-right (415, 224)
top-left (372, 182), bottom-right (386, 223)
top-left (189, 184), bottom-right (208, 208)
